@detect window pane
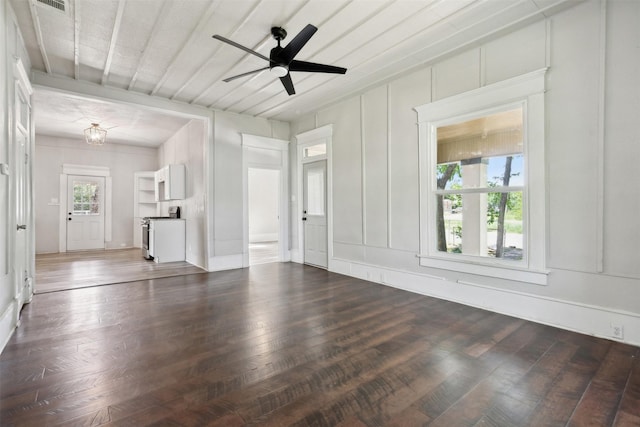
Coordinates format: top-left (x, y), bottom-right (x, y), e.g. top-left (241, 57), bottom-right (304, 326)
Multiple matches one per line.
top-left (304, 143), bottom-right (326, 158)
top-left (436, 191), bottom-right (523, 260)
top-left (306, 169), bottom-right (324, 215)
top-left (436, 108), bottom-right (523, 190)
top-left (72, 182), bottom-right (100, 214)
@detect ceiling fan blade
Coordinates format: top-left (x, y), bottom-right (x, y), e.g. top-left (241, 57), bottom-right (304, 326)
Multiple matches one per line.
top-left (223, 66), bottom-right (270, 82)
top-left (279, 24), bottom-right (317, 64)
top-left (212, 35), bottom-right (270, 62)
top-left (279, 73), bottom-right (295, 95)
top-left (289, 60), bottom-right (347, 74)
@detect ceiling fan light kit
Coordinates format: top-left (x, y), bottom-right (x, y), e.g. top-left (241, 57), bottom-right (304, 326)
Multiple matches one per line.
top-left (213, 24), bottom-right (347, 96)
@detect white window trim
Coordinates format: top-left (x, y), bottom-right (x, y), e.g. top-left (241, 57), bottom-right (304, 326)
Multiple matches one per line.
top-left (415, 68), bottom-right (549, 285)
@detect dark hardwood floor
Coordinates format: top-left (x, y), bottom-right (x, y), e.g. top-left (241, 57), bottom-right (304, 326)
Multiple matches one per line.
top-left (1, 262), bottom-right (639, 426)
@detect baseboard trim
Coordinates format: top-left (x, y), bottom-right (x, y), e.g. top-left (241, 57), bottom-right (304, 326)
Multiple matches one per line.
top-left (207, 254), bottom-right (244, 272)
top-left (0, 300), bottom-right (18, 354)
top-left (290, 249), bottom-right (303, 264)
top-left (330, 258), bottom-right (640, 347)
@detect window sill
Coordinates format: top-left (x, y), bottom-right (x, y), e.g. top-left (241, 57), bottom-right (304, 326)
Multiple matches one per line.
top-left (417, 255), bottom-right (549, 285)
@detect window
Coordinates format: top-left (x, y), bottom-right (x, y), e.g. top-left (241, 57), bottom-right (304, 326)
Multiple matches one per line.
top-left (72, 180), bottom-right (100, 215)
top-left (305, 167), bottom-right (325, 215)
top-left (416, 69), bottom-right (548, 285)
top-left (303, 143), bottom-right (327, 158)
top-left (436, 107), bottom-right (524, 260)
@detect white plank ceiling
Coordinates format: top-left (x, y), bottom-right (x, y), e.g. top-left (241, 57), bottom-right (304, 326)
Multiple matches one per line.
top-left (10, 0), bottom-right (581, 146)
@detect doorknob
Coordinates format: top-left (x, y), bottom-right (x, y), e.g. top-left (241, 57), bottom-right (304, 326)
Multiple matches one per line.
top-left (17, 224), bottom-right (26, 230)
top-left (68, 218), bottom-right (72, 221)
top-left (302, 217), bottom-right (307, 221)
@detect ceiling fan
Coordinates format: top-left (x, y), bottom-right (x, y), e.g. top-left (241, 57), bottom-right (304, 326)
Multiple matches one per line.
top-left (213, 24), bottom-right (347, 96)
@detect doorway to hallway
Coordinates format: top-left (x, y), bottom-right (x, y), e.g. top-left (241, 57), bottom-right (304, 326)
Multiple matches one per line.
top-left (248, 168), bottom-right (280, 265)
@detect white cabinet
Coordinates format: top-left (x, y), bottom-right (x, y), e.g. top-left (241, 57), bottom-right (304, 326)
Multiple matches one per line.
top-left (148, 219), bottom-right (185, 263)
top-left (155, 164), bottom-right (185, 201)
top-left (133, 171), bottom-right (158, 248)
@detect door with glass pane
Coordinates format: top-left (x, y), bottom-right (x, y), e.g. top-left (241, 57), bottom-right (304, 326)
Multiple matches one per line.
top-left (303, 160), bottom-right (327, 268)
top-left (67, 176), bottom-right (105, 250)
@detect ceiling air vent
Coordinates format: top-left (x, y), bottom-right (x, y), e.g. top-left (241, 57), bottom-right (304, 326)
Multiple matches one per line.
top-left (36, 0), bottom-right (66, 13)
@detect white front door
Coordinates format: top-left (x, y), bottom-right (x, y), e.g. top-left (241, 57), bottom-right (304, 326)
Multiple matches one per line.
top-left (303, 160), bottom-right (327, 268)
top-left (67, 175), bottom-right (105, 251)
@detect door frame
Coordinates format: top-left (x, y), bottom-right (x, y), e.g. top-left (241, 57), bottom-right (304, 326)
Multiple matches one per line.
top-left (58, 164), bottom-right (112, 252)
top-left (294, 124), bottom-right (333, 268)
top-left (241, 134), bottom-right (289, 267)
top-left (66, 174), bottom-right (107, 251)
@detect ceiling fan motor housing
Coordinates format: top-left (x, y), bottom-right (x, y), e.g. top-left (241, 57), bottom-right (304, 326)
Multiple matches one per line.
top-left (270, 27), bottom-right (289, 76)
top-left (270, 27), bottom-right (287, 42)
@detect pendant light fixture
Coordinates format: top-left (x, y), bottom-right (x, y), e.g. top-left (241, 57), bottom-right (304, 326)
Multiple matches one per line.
top-left (84, 123), bottom-right (107, 145)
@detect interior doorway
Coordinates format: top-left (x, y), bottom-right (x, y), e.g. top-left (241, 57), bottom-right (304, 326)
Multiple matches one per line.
top-left (241, 133), bottom-right (289, 267)
top-left (248, 168), bottom-right (280, 265)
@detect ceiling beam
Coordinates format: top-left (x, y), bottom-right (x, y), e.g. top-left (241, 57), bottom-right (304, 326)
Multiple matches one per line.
top-left (128, 0), bottom-right (171, 90)
top-left (102, 0), bottom-right (127, 85)
top-left (32, 71), bottom-right (212, 120)
top-left (72, 0), bottom-right (79, 79)
top-left (150, 0), bottom-right (224, 96)
top-left (27, 0), bottom-right (52, 74)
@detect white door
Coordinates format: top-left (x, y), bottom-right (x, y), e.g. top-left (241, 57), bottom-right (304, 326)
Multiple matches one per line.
top-left (14, 75), bottom-right (33, 306)
top-left (303, 160), bottom-right (327, 268)
top-left (67, 176), bottom-right (105, 250)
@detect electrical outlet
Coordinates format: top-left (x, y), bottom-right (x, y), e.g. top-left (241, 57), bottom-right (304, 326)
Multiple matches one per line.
top-left (611, 323), bottom-right (624, 339)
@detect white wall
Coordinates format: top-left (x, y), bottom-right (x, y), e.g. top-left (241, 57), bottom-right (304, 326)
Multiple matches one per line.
top-left (157, 119), bottom-right (207, 269)
top-left (248, 168), bottom-right (279, 243)
top-left (291, 0), bottom-right (640, 346)
top-left (34, 135), bottom-right (158, 253)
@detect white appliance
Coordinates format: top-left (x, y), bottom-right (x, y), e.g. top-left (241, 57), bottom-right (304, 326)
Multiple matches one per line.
top-left (148, 218), bottom-right (186, 263)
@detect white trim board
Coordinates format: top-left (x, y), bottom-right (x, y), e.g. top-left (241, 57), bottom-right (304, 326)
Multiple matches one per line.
top-left (330, 258), bottom-right (640, 347)
top-left (0, 300), bottom-right (19, 355)
top-left (207, 254), bottom-right (243, 272)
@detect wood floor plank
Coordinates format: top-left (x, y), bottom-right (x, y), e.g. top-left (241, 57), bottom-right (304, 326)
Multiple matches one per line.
top-left (568, 343), bottom-right (638, 427)
top-left (1, 253), bottom-right (638, 426)
top-left (614, 347), bottom-right (640, 426)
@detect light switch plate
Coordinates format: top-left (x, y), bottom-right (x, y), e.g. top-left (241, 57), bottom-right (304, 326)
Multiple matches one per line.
top-left (0, 163), bottom-right (9, 175)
